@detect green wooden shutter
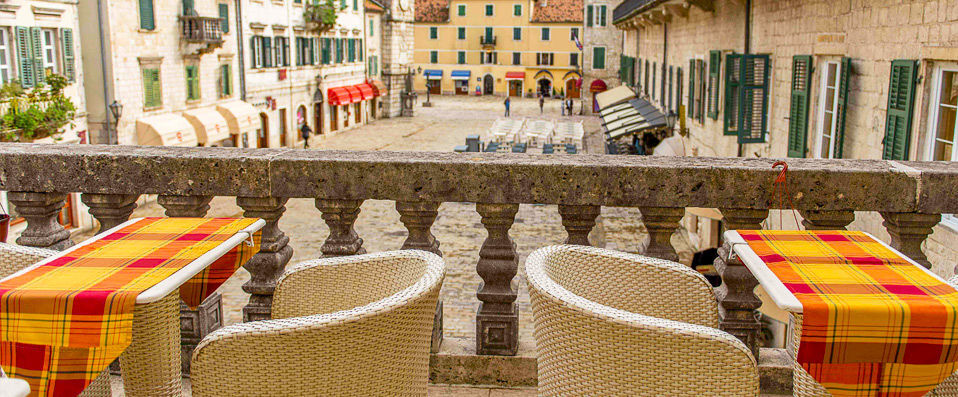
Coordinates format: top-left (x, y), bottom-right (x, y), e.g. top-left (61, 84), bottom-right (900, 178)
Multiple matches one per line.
top-left (688, 58), bottom-right (694, 121)
top-left (15, 27), bottom-right (33, 88)
top-left (883, 59), bottom-right (918, 160)
top-left (264, 37), bottom-right (273, 67)
top-left (223, 64), bottom-right (232, 96)
top-left (593, 47), bottom-right (605, 69)
top-left (185, 66), bottom-right (198, 100)
top-left (353, 0), bottom-right (358, 10)
top-left (284, 37), bottom-right (291, 66)
top-left (707, 50), bottom-right (720, 120)
top-left (737, 54), bottom-right (770, 144)
top-left (358, 39), bottom-right (363, 61)
top-left (723, 54), bottom-right (741, 135)
top-left (786, 55), bottom-right (813, 158)
top-left (586, 5), bottom-right (594, 27)
top-left (60, 28), bottom-right (75, 82)
top-left (295, 38), bottom-right (302, 65)
top-left (143, 68), bottom-right (161, 107)
top-left (139, 0), bottom-right (155, 30)
top-left (218, 4), bottom-right (229, 33)
top-left (182, 0), bottom-right (195, 14)
top-left (832, 57), bottom-right (852, 158)
top-left (29, 27), bottom-right (43, 85)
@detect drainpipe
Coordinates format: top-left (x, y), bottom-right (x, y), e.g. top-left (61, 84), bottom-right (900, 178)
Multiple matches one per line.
top-left (662, 22), bottom-right (666, 109)
top-left (737, 0), bottom-right (751, 157)
top-left (236, 0), bottom-right (247, 101)
top-left (96, 0), bottom-right (113, 144)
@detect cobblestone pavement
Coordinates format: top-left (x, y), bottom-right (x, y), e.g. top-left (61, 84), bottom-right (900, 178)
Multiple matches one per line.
top-left (86, 95), bottom-right (694, 343)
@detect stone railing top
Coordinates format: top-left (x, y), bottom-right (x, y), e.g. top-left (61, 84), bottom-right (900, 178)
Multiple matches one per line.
top-left (0, 143), bottom-right (955, 213)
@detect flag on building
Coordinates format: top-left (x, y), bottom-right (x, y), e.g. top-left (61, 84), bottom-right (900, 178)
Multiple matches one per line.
top-left (573, 34), bottom-right (583, 51)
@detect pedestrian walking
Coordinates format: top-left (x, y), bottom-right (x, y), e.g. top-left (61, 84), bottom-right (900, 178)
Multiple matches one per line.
top-left (561, 98), bottom-right (566, 116)
top-left (300, 123), bottom-right (312, 149)
top-left (567, 99), bottom-right (574, 116)
top-left (538, 95), bottom-right (545, 114)
top-left (504, 97), bottom-right (511, 117)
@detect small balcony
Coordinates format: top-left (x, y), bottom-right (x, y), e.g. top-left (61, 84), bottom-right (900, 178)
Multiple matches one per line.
top-left (479, 35), bottom-right (497, 48)
top-left (180, 15), bottom-right (224, 46)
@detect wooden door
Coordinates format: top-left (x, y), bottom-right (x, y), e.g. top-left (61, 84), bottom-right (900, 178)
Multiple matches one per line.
top-left (314, 103), bottom-right (324, 134)
top-left (566, 79), bottom-right (580, 99)
top-left (279, 108), bottom-right (289, 146)
top-left (429, 81), bottom-right (441, 95)
top-left (330, 105), bottom-right (338, 132)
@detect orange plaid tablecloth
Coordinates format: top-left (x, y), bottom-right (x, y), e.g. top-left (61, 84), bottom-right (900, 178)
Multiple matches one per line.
top-left (739, 230), bottom-right (958, 397)
top-left (0, 217), bottom-right (262, 397)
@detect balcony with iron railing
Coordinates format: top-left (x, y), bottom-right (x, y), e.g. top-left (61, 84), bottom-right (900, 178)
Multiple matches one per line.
top-left (180, 15), bottom-right (224, 45)
top-left (480, 35), bottom-right (497, 48)
top-left (1, 143), bottom-right (957, 394)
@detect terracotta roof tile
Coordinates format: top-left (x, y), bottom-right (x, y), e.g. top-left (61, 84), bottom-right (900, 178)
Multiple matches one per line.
top-left (416, 0), bottom-right (449, 22)
top-left (365, 0), bottom-right (385, 12)
top-left (531, 0), bottom-right (583, 23)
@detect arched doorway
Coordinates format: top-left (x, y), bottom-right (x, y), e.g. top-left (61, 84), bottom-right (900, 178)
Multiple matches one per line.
top-left (483, 74), bottom-right (494, 95)
top-left (296, 105), bottom-right (307, 142)
top-left (537, 78), bottom-right (552, 97)
top-left (565, 79), bottom-right (580, 99)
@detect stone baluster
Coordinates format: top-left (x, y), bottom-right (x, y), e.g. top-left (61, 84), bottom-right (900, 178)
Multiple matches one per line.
top-left (880, 212), bottom-right (941, 269)
top-left (156, 194), bottom-right (217, 375)
top-left (558, 205), bottom-right (600, 246)
top-left (81, 194), bottom-right (139, 233)
top-left (715, 208), bottom-right (768, 358)
top-left (475, 203), bottom-right (519, 356)
top-left (236, 197), bottom-right (293, 322)
top-left (798, 209), bottom-right (855, 230)
top-left (8, 192), bottom-right (73, 250)
top-left (637, 206), bottom-right (684, 261)
top-left (396, 201), bottom-right (443, 353)
top-left (315, 199), bottom-right (366, 257)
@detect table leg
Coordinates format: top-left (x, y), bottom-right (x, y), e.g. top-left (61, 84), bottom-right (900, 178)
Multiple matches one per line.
top-left (119, 291), bottom-right (181, 396)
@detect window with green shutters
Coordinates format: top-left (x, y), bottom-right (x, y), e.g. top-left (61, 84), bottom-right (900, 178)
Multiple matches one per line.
top-left (485, 27), bottom-right (493, 41)
top-left (787, 55), bottom-right (813, 158)
top-left (513, 27), bottom-right (520, 40)
top-left (353, 0), bottom-right (358, 10)
top-left (598, 5), bottom-right (607, 26)
top-left (458, 27), bottom-right (466, 40)
top-left (185, 65), bottom-right (200, 100)
top-left (815, 58), bottom-right (851, 159)
top-left (707, 50), bottom-right (720, 120)
top-left (724, 54), bottom-right (770, 143)
top-left (321, 38), bottom-right (331, 64)
top-left (139, 0), bottom-right (155, 30)
top-left (458, 4), bottom-right (465, 16)
top-left (358, 39), bottom-right (363, 61)
top-left (27, 27), bottom-right (43, 85)
top-left (347, 38), bottom-right (355, 62)
top-left (430, 51), bottom-right (437, 63)
top-left (485, 4), bottom-right (493, 15)
top-left (688, 59), bottom-right (695, 122)
top-left (220, 64), bottom-right (232, 97)
top-left (592, 47), bottom-right (605, 70)
top-left (60, 28), bottom-right (75, 82)
top-left (883, 59), bottom-right (918, 160)
top-left (335, 38), bottom-right (343, 63)
top-left (429, 27), bottom-right (437, 39)
top-left (14, 27), bottom-right (33, 88)
top-left (514, 4), bottom-right (521, 15)
top-left (142, 68), bottom-right (161, 107)
top-left (541, 27), bottom-right (550, 40)
top-left (218, 3), bottom-right (229, 33)
top-left (458, 51), bottom-right (465, 64)
top-left (369, 19), bottom-right (374, 35)
top-left (262, 37), bottom-right (273, 67)
top-left (586, 5), bottom-right (594, 27)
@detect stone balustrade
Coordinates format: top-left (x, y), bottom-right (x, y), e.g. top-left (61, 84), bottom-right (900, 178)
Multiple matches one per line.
top-left (1, 143), bottom-right (956, 370)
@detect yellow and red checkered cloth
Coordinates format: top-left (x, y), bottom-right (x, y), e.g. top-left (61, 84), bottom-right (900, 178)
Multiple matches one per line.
top-left (0, 217), bottom-right (261, 397)
top-left (740, 230), bottom-right (958, 397)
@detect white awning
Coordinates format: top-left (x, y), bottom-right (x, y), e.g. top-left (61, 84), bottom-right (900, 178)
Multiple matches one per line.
top-left (215, 101), bottom-right (258, 137)
top-left (182, 107), bottom-right (231, 145)
top-left (135, 114), bottom-right (198, 147)
top-left (595, 85), bottom-right (637, 111)
top-left (427, 75), bottom-right (442, 80)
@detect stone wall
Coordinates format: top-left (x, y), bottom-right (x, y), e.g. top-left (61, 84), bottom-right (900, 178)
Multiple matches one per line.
top-left (619, 0), bottom-right (958, 275)
top-left (582, 0), bottom-right (624, 114)
top-left (380, 0), bottom-right (415, 117)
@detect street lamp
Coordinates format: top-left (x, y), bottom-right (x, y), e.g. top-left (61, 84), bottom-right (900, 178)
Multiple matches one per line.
top-left (420, 67), bottom-right (433, 107)
top-left (666, 110), bottom-right (678, 134)
top-left (108, 100), bottom-right (123, 144)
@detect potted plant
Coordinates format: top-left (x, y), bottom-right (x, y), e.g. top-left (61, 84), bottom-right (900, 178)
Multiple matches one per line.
top-left (0, 75), bottom-right (76, 143)
top-left (304, 0), bottom-right (340, 34)
top-left (0, 200), bottom-right (9, 243)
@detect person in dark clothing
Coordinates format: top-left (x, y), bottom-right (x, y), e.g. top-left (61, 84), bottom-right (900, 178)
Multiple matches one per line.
top-left (504, 97), bottom-right (511, 117)
top-left (538, 95), bottom-right (545, 114)
top-left (300, 124), bottom-right (312, 148)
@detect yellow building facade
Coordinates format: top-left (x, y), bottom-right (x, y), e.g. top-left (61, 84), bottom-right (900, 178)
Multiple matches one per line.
top-left (414, 0), bottom-right (584, 97)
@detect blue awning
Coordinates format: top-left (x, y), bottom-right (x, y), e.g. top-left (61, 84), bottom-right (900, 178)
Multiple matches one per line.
top-left (424, 69), bottom-right (443, 76)
top-left (451, 70), bottom-right (471, 80)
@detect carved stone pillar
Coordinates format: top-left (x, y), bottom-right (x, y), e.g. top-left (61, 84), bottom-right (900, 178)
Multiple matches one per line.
top-left (475, 203), bottom-right (519, 356)
top-left (715, 208), bottom-right (768, 358)
top-left (157, 194), bottom-right (215, 375)
top-left (315, 199), bottom-right (366, 257)
top-left (637, 206), bottom-right (684, 261)
top-left (8, 192), bottom-right (72, 250)
top-left (558, 205), bottom-right (600, 246)
top-left (396, 201), bottom-right (443, 353)
top-left (799, 210), bottom-right (855, 230)
top-left (236, 197), bottom-right (293, 322)
top-left (157, 195), bottom-right (212, 218)
top-left (81, 194), bottom-right (139, 233)
top-left (880, 212), bottom-right (941, 269)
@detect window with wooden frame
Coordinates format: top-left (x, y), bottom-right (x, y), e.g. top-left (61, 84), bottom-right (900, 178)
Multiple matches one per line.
top-left (0, 29), bottom-right (10, 84)
top-left (707, 50), bottom-right (721, 119)
top-left (787, 55), bottom-right (813, 158)
top-left (513, 52), bottom-right (521, 65)
top-left (814, 58), bottom-right (851, 159)
top-left (485, 4), bottom-right (493, 15)
top-left (218, 3), bottom-right (229, 33)
top-left (429, 27), bottom-right (438, 39)
top-left (142, 67), bottom-right (162, 108)
top-left (458, 51), bottom-right (466, 64)
top-left (644, 60), bottom-right (649, 95)
top-left (219, 64), bottom-right (232, 98)
top-left (513, 27), bottom-right (521, 40)
top-left (185, 65), bottom-right (200, 100)
top-left (458, 4), bottom-right (466, 16)
top-left (139, 0), bottom-right (155, 30)
top-left (458, 27), bottom-right (466, 40)
top-left (592, 47), bottom-right (604, 70)
top-left (925, 63), bottom-right (958, 228)
top-left (724, 54), bottom-right (771, 143)
top-left (40, 29), bottom-right (57, 75)
top-left (883, 59), bottom-right (918, 160)
top-left (541, 27), bottom-right (550, 41)
top-left (430, 50), bottom-right (437, 64)
top-left (514, 4), bottom-right (521, 16)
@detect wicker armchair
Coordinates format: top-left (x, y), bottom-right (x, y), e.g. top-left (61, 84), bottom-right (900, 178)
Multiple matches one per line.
top-left (190, 250), bottom-right (445, 397)
top-left (526, 245), bottom-right (759, 396)
top-left (0, 243), bottom-right (113, 397)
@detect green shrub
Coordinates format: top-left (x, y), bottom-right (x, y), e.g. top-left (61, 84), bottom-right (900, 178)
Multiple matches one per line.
top-left (0, 75), bottom-right (76, 142)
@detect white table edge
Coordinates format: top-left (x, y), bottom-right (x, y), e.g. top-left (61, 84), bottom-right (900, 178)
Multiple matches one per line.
top-left (1, 217), bottom-right (266, 304)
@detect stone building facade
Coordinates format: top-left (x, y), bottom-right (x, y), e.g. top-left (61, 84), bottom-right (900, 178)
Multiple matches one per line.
top-left (612, 0), bottom-right (958, 281)
top-left (581, 0), bottom-right (622, 114)
top-left (379, 0), bottom-right (416, 117)
top-left (0, 0), bottom-right (94, 236)
top-left (413, 0), bottom-right (584, 98)
top-left (366, 0), bottom-right (386, 118)
top-left (79, 0), bottom-right (251, 148)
